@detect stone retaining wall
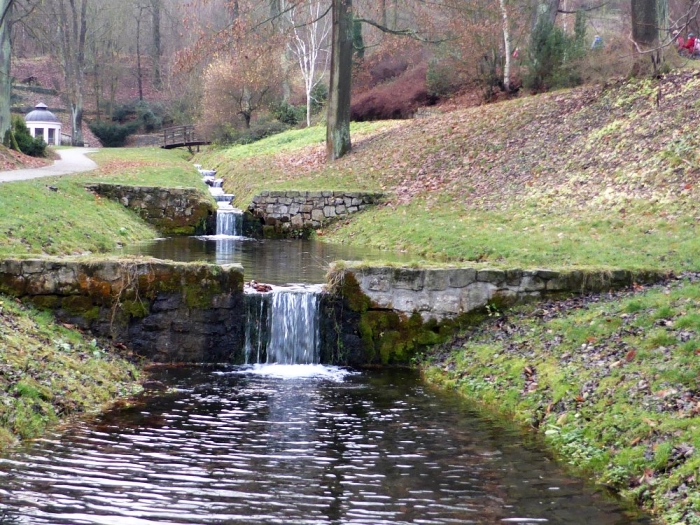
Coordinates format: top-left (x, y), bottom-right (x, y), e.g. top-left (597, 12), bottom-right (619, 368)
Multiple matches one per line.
top-left (345, 266), bottom-right (663, 321)
top-left (248, 191), bottom-right (383, 235)
top-left (323, 264), bottom-right (665, 366)
top-left (85, 183), bottom-right (215, 235)
top-left (0, 258), bottom-right (245, 363)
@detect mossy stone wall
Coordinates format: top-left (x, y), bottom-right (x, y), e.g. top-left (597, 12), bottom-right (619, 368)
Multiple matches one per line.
top-left (0, 258), bottom-right (246, 363)
top-left (323, 265), bottom-right (665, 366)
top-left (85, 183), bottom-right (215, 235)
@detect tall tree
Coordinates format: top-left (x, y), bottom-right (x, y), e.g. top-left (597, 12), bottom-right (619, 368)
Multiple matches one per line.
top-left (0, 0), bottom-right (12, 139)
top-left (150, 0), bottom-right (163, 89)
top-left (632, 0), bottom-right (659, 47)
top-left (326, 0), bottom-right (352, 160)
top-left (56, 0), bottom-right (89, 146)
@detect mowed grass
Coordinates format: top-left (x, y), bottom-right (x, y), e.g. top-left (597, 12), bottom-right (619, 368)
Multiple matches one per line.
top-left (0, 148), bottom-right (205, 256)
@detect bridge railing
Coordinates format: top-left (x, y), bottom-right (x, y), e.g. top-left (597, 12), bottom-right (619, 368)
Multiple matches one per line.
top-left (163, 125), bottom-right (201, 148)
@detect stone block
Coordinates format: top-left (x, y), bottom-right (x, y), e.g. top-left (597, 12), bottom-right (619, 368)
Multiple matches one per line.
top-left (347, 206), bottom-right (358, 214)
top-left (505, 269), bottom-right (523, 286)
top-left (291, 215), bottom-right (304, 228)
top-left (429, 289), bottom-right (462, 315)
top-left (519, 271), bottom-right (546, 292)
top-left (335, 205), bottom-right (347, 215)
top-left (462, 281), bottom-right (497, 311)
top-left (21, 259), bottom-right (46, 274)
top-left (323, 206), bottom-right (336, 218)
top-left (392, 288), bottom-right (431, 313)
top-left (448, 268), bottom-right (477, 288)
top-left (424, 270), bottom-right (450, 291)
top-left (476, 269), bottom-right (506, 286)
top-left (393, 268), bottom-right (425, 291)
top-left (359, 268), bottom-right (392, 292)
top-left (311, 209), bottom-right (325, 222)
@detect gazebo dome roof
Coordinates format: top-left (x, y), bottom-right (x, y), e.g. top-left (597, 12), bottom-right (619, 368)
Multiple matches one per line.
top-left (25, 103), bottom-right (61, 124)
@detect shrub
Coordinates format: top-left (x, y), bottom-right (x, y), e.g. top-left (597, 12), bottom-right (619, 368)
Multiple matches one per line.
top-left (309, 83), bottom-right (327, 113)
top-left (5, 116), bottom-right (46, 157)
top-left (111, 100), bottom-right (165, 132)
top-left (135, 100), bottom-right (163, 132)
top-left (525, 16), bottom-right (585, 92)
top-left (272, 102), bottom-right (306, 126)
top-left (210, 120), bottom-right (290, 147)
top-left (88, 120), bottom-right (140, 147)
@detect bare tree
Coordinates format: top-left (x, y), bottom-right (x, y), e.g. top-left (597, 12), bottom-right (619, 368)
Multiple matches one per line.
top-left (286, 0), bottom-right (332, 127)
top-left (55, 0), bottom-right (89, 146)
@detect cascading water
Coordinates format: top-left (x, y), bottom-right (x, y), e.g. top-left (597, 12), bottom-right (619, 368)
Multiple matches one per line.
top-left (244, 285), bottom-right (322, 365)
top-left (216, 209), bottom-right (243, 236)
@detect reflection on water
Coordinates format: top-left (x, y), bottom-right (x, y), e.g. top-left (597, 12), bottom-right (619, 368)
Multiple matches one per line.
top-left (0, 368), bottom-right (649, 525)
top-left (121, 236), bottom-right (409, 285)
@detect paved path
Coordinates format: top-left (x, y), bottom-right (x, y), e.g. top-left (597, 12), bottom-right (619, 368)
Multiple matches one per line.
top-left (0, 148), bottom-right (98, 183)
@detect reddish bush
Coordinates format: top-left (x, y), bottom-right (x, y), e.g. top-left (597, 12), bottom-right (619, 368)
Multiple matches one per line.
top-left (351, 64), bottom-right (435, 121)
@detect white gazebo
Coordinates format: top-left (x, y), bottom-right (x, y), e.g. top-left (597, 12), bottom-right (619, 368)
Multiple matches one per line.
top-left (25, 103), bottom-right (62, 146)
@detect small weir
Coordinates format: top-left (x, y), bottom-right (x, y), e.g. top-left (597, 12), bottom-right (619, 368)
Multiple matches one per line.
top-left (245, 285), bottom-right (322, 365)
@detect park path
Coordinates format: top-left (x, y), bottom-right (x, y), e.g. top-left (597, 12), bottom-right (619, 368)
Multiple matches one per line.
top-left (0, 148), bottom-right (98, 184)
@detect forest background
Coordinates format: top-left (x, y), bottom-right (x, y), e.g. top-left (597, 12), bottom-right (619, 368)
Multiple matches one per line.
top-left (1, 0), bottom-right (699, 162)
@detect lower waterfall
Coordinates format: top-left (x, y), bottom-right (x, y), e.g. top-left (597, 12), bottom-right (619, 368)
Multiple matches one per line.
top-left (244, 285), bottom-right (322, 365)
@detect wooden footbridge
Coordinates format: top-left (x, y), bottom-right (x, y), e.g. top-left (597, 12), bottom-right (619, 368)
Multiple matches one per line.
top-left (161, 125), bottom-right (210, 150)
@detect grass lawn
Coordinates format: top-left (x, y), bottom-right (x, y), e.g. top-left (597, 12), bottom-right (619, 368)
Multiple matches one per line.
top-left (0, 147), bottom-right (205, 257)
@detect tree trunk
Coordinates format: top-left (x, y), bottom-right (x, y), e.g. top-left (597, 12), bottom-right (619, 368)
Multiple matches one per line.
top-left (151, 0), bottom-right (162, 89)
top-left (499, 0), bottom-right (511, 92)
top-left (136, 11), bottom-right (143, 101)
top-left (532, 0), bottom-right (561, 30)
top-left (326, 0), bottom-right (352, 161)
top-left (632, 0), bottom-right (658, 47)
top-left (0, 0), bottom-right (12, 140)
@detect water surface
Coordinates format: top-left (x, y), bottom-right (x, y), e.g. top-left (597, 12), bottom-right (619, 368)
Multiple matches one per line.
top-left (121, 237), bottom-right (410, 285)
top-left (0, 367), bottom-right (649, 525)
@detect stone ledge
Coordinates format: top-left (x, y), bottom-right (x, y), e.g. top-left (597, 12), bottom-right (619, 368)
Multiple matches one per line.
top-left (342, 265), bottom-right (665, 321)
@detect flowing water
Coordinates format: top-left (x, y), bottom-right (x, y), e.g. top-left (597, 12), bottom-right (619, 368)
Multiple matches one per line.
top-left (0, 367), bottom-right (649, 525)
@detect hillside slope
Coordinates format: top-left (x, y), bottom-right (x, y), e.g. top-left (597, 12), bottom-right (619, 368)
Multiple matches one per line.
top-left (198, 70), bottom-right (700, 271)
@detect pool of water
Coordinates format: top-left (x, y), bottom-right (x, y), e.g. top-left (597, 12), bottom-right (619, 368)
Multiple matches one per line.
top-left (0, 367), bottom-right (649, 525)
top-left (120, 237), bottom-right (411, 285)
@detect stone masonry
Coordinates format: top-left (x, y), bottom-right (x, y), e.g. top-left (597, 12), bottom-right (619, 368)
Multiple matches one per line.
top-left (85, 183), bottom-right (215, 235)
top-left (0, 258), bottom-right (246, 363)
top-left (248, 190), bottom-right (383, 234)
top-left (342, 265), bottom-right (665, 321)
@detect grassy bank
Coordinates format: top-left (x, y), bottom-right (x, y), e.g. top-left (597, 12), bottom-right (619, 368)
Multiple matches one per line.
top-left (422, 276), bottom-right (700, 524)
top-left (0, 147), bottom-right (206, 257)
top-left (0, 147), bottom-right (199, 452)
top-left (194, 71), bottom-right (700, 523)
top-left (0, 294), bottom-right (141, 449)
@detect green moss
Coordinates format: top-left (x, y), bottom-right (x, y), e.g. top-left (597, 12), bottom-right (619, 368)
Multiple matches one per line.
top-left (120, 299), bottom-right (149, 318)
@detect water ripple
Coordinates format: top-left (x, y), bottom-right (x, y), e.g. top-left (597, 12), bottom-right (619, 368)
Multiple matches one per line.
top-left (0, 368), bottom-right (649, 525)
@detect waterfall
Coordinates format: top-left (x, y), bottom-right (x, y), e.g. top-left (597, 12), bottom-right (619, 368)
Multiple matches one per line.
top-left (244, 286), bottom-right (322, 365)
top-left (216, 209), bottom-right (243, 236)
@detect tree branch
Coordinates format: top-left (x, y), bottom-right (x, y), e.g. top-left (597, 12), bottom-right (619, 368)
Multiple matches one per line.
top-left (355, 17), bottom-right (448, 43)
